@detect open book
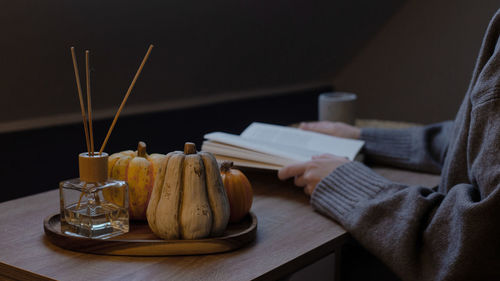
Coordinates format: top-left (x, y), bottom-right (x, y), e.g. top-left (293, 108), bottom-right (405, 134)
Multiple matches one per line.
top-left (201, 122), bottom-right (364, 170)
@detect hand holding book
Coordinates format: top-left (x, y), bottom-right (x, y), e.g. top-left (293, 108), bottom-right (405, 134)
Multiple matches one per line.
top-left (278, 154), bottom-right (350, 195)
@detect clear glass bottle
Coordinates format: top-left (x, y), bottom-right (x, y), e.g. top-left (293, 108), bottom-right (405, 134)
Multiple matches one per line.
top-left (59, 152), bottom-right (129, 239)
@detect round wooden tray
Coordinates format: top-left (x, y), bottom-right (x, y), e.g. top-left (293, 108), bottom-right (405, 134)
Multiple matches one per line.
top-left (44, 212), bottom-right (257, 256)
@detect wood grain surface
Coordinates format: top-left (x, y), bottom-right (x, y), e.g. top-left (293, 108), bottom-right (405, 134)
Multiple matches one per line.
top-left (43, 212), bottom-right (257, 256)
top-left (0, 170), bottom-right (350, 281)
top-left (0, 167), bottom-right (440, 281)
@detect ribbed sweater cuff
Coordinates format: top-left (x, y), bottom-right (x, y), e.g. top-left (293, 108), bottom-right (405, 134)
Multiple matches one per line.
top-left (310, 161), bottom-right (393, 224)
top-left (360, 127), bottom-right (413, 163)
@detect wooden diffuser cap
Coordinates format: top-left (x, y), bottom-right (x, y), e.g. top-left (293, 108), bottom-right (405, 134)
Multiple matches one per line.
top-left (79, 152), bottom-right (108, 182)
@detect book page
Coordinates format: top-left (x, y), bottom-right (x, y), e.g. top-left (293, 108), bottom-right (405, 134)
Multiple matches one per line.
top-left (203, 152), bottom-right (283, 170)
top-left (241, 122), bottom-right (364, 160)
top-left (203, 132), bottom-right (318, 162)
top-left (202, 122), bottom-right (365, 169)
top-left (201, 140), bottom-right (294, 166)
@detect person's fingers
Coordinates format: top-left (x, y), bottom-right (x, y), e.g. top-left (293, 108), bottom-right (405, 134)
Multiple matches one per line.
top-left (278, 162), bottom-right (307, 180)
top-left (299, 121), bottom-right (326, 131)
top-left (294, 175), bottom-right (307, 187)
top-left (312, 153), bottom-right (336, 160)
top-left (304, 184), bottom-right (315, 196)
top-left (303, 186), bottom-right (309, 195)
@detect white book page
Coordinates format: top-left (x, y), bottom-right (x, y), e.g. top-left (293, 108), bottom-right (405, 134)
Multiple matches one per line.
top-left (203, 132), bottom-right (325, 162)
top-left (241, 122), bottom-right (364, 160)
top-left (201, 140), bottom-right (294, 166)
top-left (208, 154), bottom-right (283, 170)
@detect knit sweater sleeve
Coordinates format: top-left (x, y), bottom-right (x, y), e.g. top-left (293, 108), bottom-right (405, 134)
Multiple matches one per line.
top-left (311, 99), bottom-right (500, 281)
top-left (311, 152), bottom-right (500, 280)
top-left (360, 121), bottom-right (453, 174)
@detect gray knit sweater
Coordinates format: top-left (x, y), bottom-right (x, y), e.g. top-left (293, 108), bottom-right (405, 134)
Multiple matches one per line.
top-left (311, 9), bottom-right (500, 281)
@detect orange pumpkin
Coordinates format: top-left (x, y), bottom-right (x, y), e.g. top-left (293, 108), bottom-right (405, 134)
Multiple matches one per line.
top-left (220, 161), bottom-right (253, 223)
top-left (106, 141), bottom-right (166, 220)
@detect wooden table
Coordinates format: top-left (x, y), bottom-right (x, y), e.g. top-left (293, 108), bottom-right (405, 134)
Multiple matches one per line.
top-left (0, 167), bottom-right (440, 281)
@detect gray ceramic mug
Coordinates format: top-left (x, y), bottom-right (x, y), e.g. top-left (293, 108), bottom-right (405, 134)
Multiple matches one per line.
top-left (318, 92), bottom-right (357, 125)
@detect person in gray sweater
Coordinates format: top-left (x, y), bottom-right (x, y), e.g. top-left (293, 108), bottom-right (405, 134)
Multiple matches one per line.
top-left (278, 8), bottom-right (500, 281)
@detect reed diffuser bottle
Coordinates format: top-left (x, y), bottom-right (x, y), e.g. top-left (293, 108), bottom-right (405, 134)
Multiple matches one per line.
top-left (61, 45), bottom-right (153, 238)
top-left (59, 152), bottom-right (129, 239)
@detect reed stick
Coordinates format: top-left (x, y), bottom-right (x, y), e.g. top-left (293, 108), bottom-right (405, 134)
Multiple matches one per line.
top-left (85, 50), bottom-right (95, 156)
top-left (99, 44), bottom-right (154, 154)
top-left (70, 47), bottom-right (91, 154)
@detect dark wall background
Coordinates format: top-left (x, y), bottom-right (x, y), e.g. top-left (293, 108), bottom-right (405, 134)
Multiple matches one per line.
top-left (0, 0), bottom-right (409, 202)
top-left (1, 0), bottom-right (405, 130)
top-left (1, 86), bottom-right (330, 203)
top-left (334, 0), bottom-right (500, 123)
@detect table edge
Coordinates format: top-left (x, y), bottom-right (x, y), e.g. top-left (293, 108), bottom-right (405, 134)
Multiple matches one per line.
top-left (0, 262), bottom-right (56, 281)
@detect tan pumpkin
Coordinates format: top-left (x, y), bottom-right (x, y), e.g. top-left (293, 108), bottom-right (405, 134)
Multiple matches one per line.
top-left (146, 142), bottom-right (230, 240)
top-left (220, 161), bottom-right (253, 223)
top-left (106, 141), bottom-right (166, 220)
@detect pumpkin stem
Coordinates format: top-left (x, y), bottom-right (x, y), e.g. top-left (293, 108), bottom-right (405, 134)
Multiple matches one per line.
top-left (137, 141), bottom-right (147, 158)
top-left (184, 142), bottom-right (197, 155)
top-left (220, 161), bottom-right (233, 172)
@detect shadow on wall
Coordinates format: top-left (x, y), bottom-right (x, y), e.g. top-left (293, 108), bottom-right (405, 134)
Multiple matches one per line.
top-left (333, 0), bottom-right (500, 123)
top-left (1, 0), bottom-right (406, 127)
top-left (0, 86), bottom-right (330, 203)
